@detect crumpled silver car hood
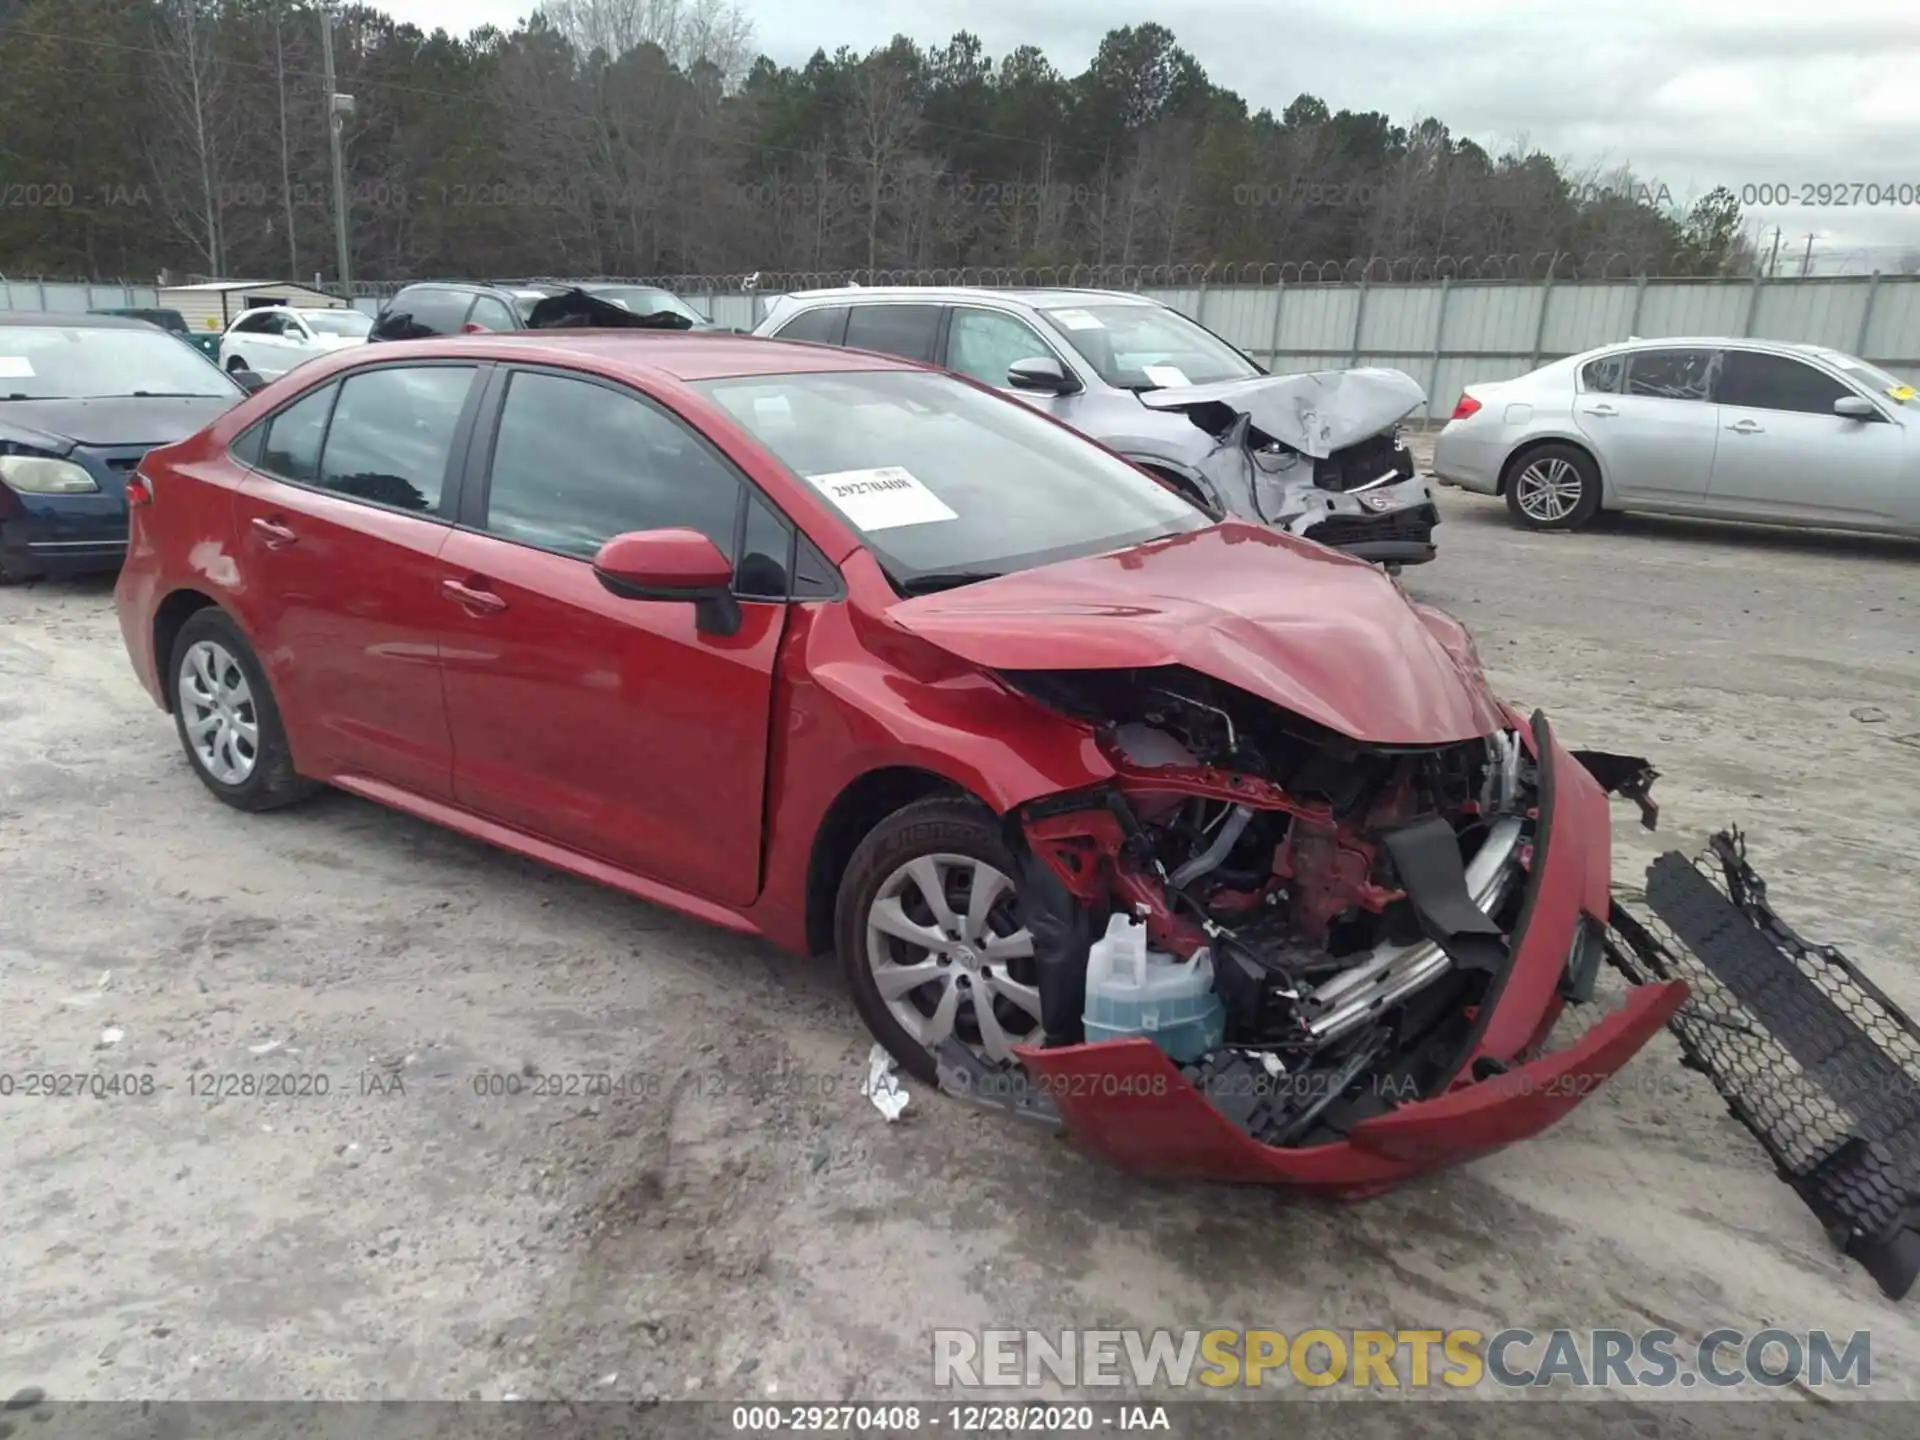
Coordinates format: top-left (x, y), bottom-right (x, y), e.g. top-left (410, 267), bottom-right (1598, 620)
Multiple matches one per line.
top-left (1139, 368), bottom-right (1427, 459)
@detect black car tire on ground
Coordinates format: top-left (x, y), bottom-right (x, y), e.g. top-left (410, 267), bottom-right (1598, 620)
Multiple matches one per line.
top-left (169, 608), bottom-right (322, 811)
top-left (835, 795), bottom-right (1031, 1086)
top-left (1505, 443), bottom-right (1603, 531)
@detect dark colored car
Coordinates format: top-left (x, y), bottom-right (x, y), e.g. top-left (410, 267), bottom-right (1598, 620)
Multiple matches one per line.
top-left (89, 306), bottom-right (224, 361)
top-left (0, 312), bottom-right (251, 582)
top-left (368, 281), bottom-right (718, 342)
top-left (112, 328), bottom-right (1693, 1198)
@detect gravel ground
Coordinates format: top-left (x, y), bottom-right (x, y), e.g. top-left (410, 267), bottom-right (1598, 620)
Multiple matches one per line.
top-left (3, 444), bottom-right (1919, 1423)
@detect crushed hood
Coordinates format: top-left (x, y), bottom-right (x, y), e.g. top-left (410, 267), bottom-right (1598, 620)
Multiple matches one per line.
top-left (523, 288), bottom-right (696, 331)
top-left (886, 523), bottom-right (1505, 745)
top-left (1139, 368), bottom-right (1426, 458)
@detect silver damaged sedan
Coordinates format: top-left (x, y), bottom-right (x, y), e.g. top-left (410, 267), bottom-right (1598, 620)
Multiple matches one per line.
top-left (1430, 337), bottom-right (1919, 537)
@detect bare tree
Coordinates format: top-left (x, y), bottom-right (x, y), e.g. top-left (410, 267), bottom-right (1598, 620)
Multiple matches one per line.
top-left (843, 57), bottom-right (921, 275)
top-left (146, 0), bottom-right (240, 273)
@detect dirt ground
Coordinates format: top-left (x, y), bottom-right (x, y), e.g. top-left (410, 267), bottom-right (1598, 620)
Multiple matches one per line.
top-left (4, 441), bottom-right (1920, 1423)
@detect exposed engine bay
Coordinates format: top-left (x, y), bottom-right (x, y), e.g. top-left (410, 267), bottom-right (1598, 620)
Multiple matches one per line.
top-left (964, 664), bottom-right (1539, 1149)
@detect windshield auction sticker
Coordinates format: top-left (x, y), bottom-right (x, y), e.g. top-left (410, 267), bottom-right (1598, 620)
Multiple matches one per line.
top-left (805, 467), bottom-right (959, 531)
top-left (0, 357), bottom-right (35, 377)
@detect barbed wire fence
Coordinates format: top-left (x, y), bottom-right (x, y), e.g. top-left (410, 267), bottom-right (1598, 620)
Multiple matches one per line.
top-left (8, 249), bottom-right (1904, 298)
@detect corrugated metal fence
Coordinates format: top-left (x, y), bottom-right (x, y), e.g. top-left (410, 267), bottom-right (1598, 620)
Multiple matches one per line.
top-left (9, 273), bottom-right (1918, 419)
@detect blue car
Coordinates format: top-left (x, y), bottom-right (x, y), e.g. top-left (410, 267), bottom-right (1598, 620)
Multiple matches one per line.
top-left (0, 311), bottom-right (260, 583)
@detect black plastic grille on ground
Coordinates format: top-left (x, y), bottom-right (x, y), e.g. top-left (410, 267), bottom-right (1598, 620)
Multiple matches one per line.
top-left (1605, 829), bottom-right (1920, 1300)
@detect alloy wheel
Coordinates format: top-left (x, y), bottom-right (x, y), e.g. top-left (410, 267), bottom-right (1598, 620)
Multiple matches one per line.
top-left (178, 639), bottom-right (260, 785)
top-left (1514, 457), bottom-right (1584, 523)
top-left (864, 853), bottom-right (1042, 1064)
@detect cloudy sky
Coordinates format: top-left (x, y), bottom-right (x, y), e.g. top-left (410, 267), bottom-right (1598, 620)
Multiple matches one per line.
top-left (378, 0), bottom-right (1917, 262)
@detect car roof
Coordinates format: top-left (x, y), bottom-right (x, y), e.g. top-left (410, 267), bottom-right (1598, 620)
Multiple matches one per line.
top-left (320, 331), bottom-right (920, 383)
top-left (0, 310), bottom-right (152, 329)
top-left (1578, 336), bottom-right (1838, 359)
top-left (771, 285), bottom-right (1157, 311)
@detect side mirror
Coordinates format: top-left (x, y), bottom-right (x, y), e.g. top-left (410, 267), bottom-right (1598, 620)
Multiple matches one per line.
top-left (233, 369), bottom-right (268, 395)
top-left (1007, 356), bottom-right (1078, 395)
top-left (592, 528), bottom-right (741, 636)
top-left (1835, 395), bottom-right (1879, 420)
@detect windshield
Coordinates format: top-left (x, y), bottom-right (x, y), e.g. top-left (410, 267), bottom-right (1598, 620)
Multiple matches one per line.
top-left (589, 287), bottom-right (708, 324)
top-left (1037, 303), bottom-right (1261, 390)
top-left (695, 369), bottom-right (1209, 588)
top-left (0, 325), bottom-right (237, 400)
top-left (1815, 349), bottom-right (1916, 407)
top-left (303, 309), bottom-right (373, 337)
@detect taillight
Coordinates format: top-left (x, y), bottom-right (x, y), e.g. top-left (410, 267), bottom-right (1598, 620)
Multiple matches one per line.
top-left (1450, 393), bottom-right (1482, 420)
top-left (126, 472), bottom-right (153, 507)
top-left (461, 322), bottom-right (489, 334)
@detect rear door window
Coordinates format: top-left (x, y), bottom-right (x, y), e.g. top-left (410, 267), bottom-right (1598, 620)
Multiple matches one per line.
top-left (843, 305), bottom-right (941, 364)
top-left (314, 365), bottom-right (477, 514)
top-left (774, 305), bottom-right (849, 345)
top-left (1624, 348), bottom-right (1718, 401)
top-left (467, 296), bottom-right (520, 333)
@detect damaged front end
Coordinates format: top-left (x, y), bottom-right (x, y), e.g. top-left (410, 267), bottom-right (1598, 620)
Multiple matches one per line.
top-left (1141, 369), bottom-right (1441, 567)
top-left (930, 665), bottom-right (1687, 1195)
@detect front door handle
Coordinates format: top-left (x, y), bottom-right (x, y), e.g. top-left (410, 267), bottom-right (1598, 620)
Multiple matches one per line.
top-left (250, 516), bottom-right (298, 548)
top-left (1726, 419), bottom-right (1764, 434)
top-left (441, 577), bottom-right (507, 614)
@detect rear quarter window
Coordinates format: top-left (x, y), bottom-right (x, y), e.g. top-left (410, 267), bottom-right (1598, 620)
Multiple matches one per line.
top-left (773, 305), bottom-right (849, 345)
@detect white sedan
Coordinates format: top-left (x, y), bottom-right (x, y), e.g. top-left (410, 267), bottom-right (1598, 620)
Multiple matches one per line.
top-left (1431, 337), bottom-right (1919, 537)
top-left (216, 305), bottom-right (373, 380)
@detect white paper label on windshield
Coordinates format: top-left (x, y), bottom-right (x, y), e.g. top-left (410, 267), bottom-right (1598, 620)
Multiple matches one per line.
top-left (1050, 309), bottom-right (1105, 330)
top-left (1143, 364), bottom-right (1190, 388)
top-left (0, 356), bottom-right (34, 377)
top-left (753, 394), bottom-right (792, 418)
top-left (806, 467), bottom-right (958, 531)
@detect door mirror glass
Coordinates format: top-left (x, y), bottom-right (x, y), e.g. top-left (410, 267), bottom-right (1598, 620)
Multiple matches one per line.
top-left (593, 528), bottom-right (742, 635)
top-left (1834, 395), bottom-right (1878, 420)
top-left (1007, 356), bottom-right (1075, 394)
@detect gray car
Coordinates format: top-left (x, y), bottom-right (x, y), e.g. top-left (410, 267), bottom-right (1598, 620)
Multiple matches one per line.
top-left (751, 286), bottom-right (1441, 565)
top-left (1431, 337), bottom-right (1920, 536)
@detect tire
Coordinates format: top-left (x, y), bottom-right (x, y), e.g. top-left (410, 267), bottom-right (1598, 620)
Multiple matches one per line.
top-left (1505, 443), bottom-right (1602, 531)
top-left (834, 796), bottom-right (1043, 1085)
top-left (169, 608), bottom-right (320, 811)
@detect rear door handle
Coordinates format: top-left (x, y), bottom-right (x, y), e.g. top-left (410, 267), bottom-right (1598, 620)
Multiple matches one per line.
top-left (1726, 419), bottom-right (1764, 434)
top-left (441, 577), bottom-right (507, 614)
top-left (1583, 403), bottom-right (1617, 417)
top-left (250, 516), bottom-right (298, 548)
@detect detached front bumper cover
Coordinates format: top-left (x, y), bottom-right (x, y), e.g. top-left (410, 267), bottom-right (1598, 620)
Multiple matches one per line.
top-left (1608, 829), bottom-right (1920, 1300)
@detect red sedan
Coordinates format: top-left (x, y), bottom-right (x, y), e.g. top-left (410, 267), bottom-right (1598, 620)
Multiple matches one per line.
top-left (113, 332), bottom-right (1684, 1194)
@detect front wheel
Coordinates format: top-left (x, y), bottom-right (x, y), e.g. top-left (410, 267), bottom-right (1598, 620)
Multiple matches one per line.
top-left (225, 355), bottom-right (248, 374)
top-left (1506, 444), bottom-right (1602, 531)
top-left (834, 796), bottom-right (1044, 1085)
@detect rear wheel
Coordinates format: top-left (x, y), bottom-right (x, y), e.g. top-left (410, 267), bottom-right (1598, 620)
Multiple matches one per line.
top-left (169, 608), bottom-right (320, 811)
top-left (1505, 444), bottom-right (1601, 531)
top-left (835, 797), bottom-right (1043, 1084)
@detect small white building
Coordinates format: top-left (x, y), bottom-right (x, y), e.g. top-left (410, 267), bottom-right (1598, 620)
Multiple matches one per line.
top-left (158, 280), bottom-right (349, 334)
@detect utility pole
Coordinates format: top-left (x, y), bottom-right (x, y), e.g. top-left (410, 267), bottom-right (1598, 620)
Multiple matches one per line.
top-left (1800, 233), bottom-right (1815, 278)
top-left (1765, 227), bottom-right (1781, 277)
top-left (320, 6), bottom-right (355, 291)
